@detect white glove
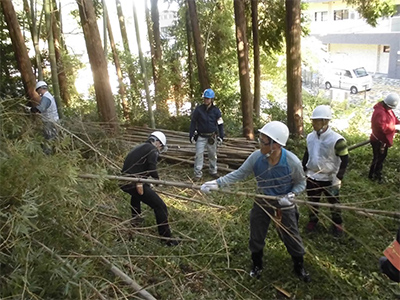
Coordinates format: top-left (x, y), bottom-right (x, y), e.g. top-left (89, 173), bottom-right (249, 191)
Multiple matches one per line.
top-left (217, 137), bottom-right (223, 146)
top-left (24, 105), bottom-right (31, 113)
top-left (278, 192), bottom-right (295, 206)
top-left (200, 180), bottom-right (219, 194)
top-left (332, 176), bottom-right (341, 189)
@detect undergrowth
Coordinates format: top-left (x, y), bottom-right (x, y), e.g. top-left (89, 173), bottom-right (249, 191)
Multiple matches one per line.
top-left (0, 98), bottom-right (399, 299)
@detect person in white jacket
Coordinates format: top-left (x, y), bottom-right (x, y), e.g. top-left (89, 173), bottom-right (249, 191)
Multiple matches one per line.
top-left (302, 105), bottom-right (349, 237)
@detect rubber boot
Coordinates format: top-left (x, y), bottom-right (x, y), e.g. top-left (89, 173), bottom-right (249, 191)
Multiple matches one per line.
top-left (249, 250), bottom-right (263, 279)
top-left (292, 256), bottom-right (311, 283)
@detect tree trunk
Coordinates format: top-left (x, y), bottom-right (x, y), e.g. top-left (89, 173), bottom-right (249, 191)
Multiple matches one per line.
top-left (150, 0), bottom-right (168, 116)
top-left (22, 0), bottom-right (43, 80)
top-left (52, 0), bottom-right (70, 107)
top-left (115, 0), bottom-right (138, 91)
top-left (251, 0), bottom-right (261, 118)
top-left (45, 0), bottom-right (63, 117)
top-left (105, 3), bottom-right (129, 120)
top-left (185, 3), bottom-right (195, 112)
top-left (77, 0), bottom-right (118, 131)
top-left (234, 0), bottom-right (254, 140)
top-left (133, 2), bottom-right (155, 128)
top-left (1, 0), bottom-right (40, 104)
top-left (187, 0), bottom-right (209, 93)
top-left (285, 0), bottom-right (303, 137)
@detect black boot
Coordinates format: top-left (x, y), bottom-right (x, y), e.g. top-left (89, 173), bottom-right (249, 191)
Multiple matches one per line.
top-left (249, 250), bottom-right (263, 279)
top-left (292, 256), bottom-right (311, 283)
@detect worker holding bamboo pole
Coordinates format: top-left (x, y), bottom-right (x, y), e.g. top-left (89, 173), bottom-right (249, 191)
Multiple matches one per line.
top-left (189, 88), bottom-right (224, 181)
top-left (302, 105), bottom-right (349, 237)
top-left (119, 131), bottom-right (179, 246)
top-left (200, 121), bottom-right (311, 282)
top-left (369, 93), bottom-right (400, 183)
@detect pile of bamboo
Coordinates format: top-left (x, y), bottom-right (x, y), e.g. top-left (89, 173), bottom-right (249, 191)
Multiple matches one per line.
top-left (120, 126), bottom-right (258, 172)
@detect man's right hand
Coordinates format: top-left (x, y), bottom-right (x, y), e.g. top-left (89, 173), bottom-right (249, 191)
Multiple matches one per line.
top-left (190, 136), bottom-right (195, 143)
top-left (136, 183), bottom-right (144, 195)
top-left (200, 180), bottom-right (219, 194)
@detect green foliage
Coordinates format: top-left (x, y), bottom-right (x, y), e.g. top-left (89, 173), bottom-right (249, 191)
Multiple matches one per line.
top-left (345, 0), bottom-right (396, 27)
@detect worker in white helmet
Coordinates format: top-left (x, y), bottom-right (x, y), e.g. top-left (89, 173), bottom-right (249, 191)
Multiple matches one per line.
top-left (369, 93), bottom-right (400, 183)
top-left (120, 131), bottom-right (179, 247)
top-left (200, 121), bottom-right (311, 283)
top-left (303, 105), bottom-right (349, 237)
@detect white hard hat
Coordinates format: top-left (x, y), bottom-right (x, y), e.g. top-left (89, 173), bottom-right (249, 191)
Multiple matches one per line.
top-left (258, 121), bottom-right (289, 146)
top-left (383, 93), bottom-right (399, 109)
top-left (311, 105), bottom-right (332, 120)
top-left (35, 81), bottom-right (48, 91)
top-left (150, 131), bottom-right (166, 146)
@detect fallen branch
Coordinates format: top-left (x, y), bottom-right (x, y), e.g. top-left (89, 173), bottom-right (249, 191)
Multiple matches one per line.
top-left (79, 173), bottom-right (400, 217)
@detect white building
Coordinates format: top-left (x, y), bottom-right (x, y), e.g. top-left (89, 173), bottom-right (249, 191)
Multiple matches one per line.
top-left (303, 0), bottom-right (400, 79)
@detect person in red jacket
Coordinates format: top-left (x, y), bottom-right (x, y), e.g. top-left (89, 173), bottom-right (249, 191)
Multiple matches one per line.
top-left (369, 93), bottom-right (400, 183)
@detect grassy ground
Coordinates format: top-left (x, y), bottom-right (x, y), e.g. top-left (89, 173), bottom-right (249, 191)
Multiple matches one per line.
top-left (1, 101), bottom-right (399, 299)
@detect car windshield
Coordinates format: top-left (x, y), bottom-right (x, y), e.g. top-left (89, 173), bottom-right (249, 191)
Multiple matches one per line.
top-left (353, 67), bottom-right (368, 78)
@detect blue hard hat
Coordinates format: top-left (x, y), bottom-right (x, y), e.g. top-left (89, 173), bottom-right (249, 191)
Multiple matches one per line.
top-left (202, 88), bottom-right (215, 99)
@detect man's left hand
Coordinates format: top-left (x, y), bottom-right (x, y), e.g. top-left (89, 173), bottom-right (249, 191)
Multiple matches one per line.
top-left (278, 192), bottom-right (295, 206)
top-left (217, 137), bottom-right (223, 146)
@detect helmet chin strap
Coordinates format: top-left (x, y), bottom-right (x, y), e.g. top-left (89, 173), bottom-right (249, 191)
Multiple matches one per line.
top-left (264, 140), bottom-right (275, 158)
top-left (317, 124), bottom-right (329, 135)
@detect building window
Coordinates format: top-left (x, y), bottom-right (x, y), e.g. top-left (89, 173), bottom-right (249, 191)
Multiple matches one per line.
top-left (383, 46), bottom-right (390, 53)
top-left (334, 9), bottom-right (349, 20)
top-left (314, 11), bottom-right (328, 21)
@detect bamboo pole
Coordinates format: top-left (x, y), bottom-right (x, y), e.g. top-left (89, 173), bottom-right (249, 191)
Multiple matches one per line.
top-left (78, 173), bottom-right (400, 217)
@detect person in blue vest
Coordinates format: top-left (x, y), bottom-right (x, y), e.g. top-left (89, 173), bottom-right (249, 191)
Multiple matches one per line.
top-left (200, 121), bottom-right (311, 282)
top-left (302, 105), bottom-right (349, 237)
top-left (189, 88), bottom-right (224, 181)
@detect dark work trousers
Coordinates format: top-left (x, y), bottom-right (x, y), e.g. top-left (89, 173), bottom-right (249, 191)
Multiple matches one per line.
top-left (306, 178), bottom-right (342, 225)
top-left (369, 141), bottom-right (388, 181)
top-left (121, 183), bottom-right (171, 237)
top-left (249, 202), bottom-right (305, 260)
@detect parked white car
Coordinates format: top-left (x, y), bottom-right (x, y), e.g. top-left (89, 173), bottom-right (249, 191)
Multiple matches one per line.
top-left (324, 67), bottom-right (373, 94)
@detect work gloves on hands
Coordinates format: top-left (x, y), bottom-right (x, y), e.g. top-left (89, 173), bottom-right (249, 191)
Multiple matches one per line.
top-left (278, 192), bottom-right (295, 206)
top-left (217, 137), bottom-right (223, 146)
top-left (200, 180), bottom-right (219, 194)
top-left (190, 136), bottom-right (195, 143)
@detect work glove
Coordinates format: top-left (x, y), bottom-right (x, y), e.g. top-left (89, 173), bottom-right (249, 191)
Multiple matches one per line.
top-left (23, 105), bottom-right (31, 113)
top-left (217, 137), bottom-right (223, 146)
top-left (190, 136), bottom-right (195, 143)
top-left (278, 192), bottom-right (295, 206)
top-left (200, 180), bottom-right (219, 194)
top-left (332, 176), bottom-right (341, 189)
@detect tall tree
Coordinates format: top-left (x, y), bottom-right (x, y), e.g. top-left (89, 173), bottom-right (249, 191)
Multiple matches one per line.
top-left (1, 0), bottom-right (40, 104)
top-left (105, 3), bottom-right (129, 120)
top-left (234, 0), bottom-right (254, 140)
top-left (77, 0), bottom-right (118, 131)
top-left (22, 0), bottom-right (43, 80)
top-left (285, 0), bottom-right (303, 136)
top-left (149, 0), bottom-right (168, 115)
top-left (185, 3), bottom-right (195, 111)
top-left (251, 0), bottom-right (261, 118)
top-left (187, 0), bottom-right (209, 92)
top-left (51, 0), bottom-right (70, 107)
top-left (44, 0), bottom-right (62, 117)
top-left (133, 2), bottom-right (155, 128)
top-left (115, 0), bottom-right (138, 91)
